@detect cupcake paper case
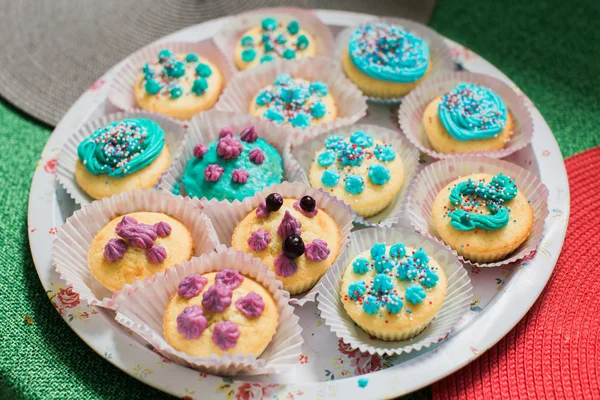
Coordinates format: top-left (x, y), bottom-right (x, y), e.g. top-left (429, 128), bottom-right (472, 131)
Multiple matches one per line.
top-left (317, 227), bottom-right (472, 356)
top-left (200, 181), bottom-right (356, 305)
top-left (52, 189), bottom-right (220, 309)
top-left (407, 157), bottom-right (549, 267)
top-left (398, 71), bottom-right (534, 159)
top-left (214, 57), bottom-right (368, 146)
top-left (158, 110), bottom-right (299, 203)
top-left (290, 124), bottom-right (420, 227)
top-left (334, 17), bottom-right (455, 104)
top-left (113, 246), bottom-right (304, 376)
top-left (57, 110), bottom-right (187, 205)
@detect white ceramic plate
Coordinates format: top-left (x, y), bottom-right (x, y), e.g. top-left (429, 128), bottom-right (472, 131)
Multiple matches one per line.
top-left (29, 10), bottom-right (569, 399)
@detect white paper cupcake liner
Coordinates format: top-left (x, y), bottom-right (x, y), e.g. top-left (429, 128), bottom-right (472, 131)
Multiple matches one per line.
top-left (56, 110), bottom-right (187, 205)
top-left (113, 246), bottom-right (303, 376)
top-left (213, 7), bottom-right (335, 71)
top-left (406, 157), bottom-right (549, 267)
top-left (398, 71), bottom-right (535, 159)
top-left (289, 123), bottom-right (420, 227)
top-left (157, 110), bottom-right (301, 203)
top-left (334, 17), bottom-right (455, 104)
top-left (316, 227), bottom-right (472, 356)
top-left (200, 181), bottom-right (356, 305)
top-left (107, 41), bottom-right (235, 115)
top-left (52, 189), bottom-right (220, 309)
top-left (214, 57), bottom-right (368, 146)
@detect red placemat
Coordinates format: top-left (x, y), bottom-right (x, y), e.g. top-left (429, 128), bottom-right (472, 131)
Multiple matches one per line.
top-left (432, 146), bottom-right (600, 400)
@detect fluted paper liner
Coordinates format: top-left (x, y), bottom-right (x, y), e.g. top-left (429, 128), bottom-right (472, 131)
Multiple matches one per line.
top-left (107, 41), bottom-right (235, 115)
top-left (113, 246), bottom-right (303, 376)
top-left (52, 189), bottom-right (220, 309)
top-left (334, 17), bottom-right (455, 104)
top-left (214, 57), bottom-right (368, 146)
top-left (213, 7), bottom-right (334, 71)
top-left (406, 157), bottom-right (549, 267)
top-left (158, 110), bottom-right (301, 202)
top-left (398, 71), bottom-right (534, 159)
top-left (57, 110), bottom-right (187, 205)
top-left (200, 182), bottom-right (355, 305)
top-left (316, 227), bottom-right (472, 356)
top-left (289, 123), bottom-right (420, 227)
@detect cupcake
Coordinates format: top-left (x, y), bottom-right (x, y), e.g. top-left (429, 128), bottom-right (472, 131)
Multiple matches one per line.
top-left (88, 212), bottom-right (194, 291)
top-left (249, 73), bottom-right (338, 129)
top-left (340, 242), bottom-right (448, 341)
top-left (134, 49), bottom-right (224, 119)
top-left (423, 83), bottom-right (514, 154)
top-left (342, 23), bottom-right (431, 98)
top-left (231, 192), bottom-right (342, 295)
top-left (431, 173), bottom-right (534, 262)
top-left (179, 125), bottom-right (284, 202)
top-left (164, 269), bottom-right (278, 358)
top-left (75, 118), bottom-right (170, 200)
top-left (308, 131), bottom-right (404, 218)
top-left (234, 17), bottom-right (316, 71)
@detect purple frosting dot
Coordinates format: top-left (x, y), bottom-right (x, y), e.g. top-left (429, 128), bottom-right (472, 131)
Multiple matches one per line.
top-left (177, 305), bottom-right (208, 340)
top-left (116, 222), bottom-right (158, 249)
top-left (193, 143), bottom-right (208, 159)
top-left (104, 238), bottom-right (128, 262)
top-left (204, 164), bottom-right (224, 182)
top-left (240, 126), bottom-right (258, 143)
top-left (274, 253), bottom-right (298, 277)
top-left (217, 135), bottom-right (243, 160)
top-left (232, 168), bottom-right (249, 184)
top-left (249, 148), bottom-right (265, 164)
top-left (219, 127), bottom-right (233, 138)
top-left (212, 321), bottom-right (240, 350)
top-left (277, 210), bottom-right (302, 238)
top-left (236, 292), bottom-right (265, 318)
top-left (178, 273), bottom-right (208, 299)
top-left (215, 269), bottom-right (244, 290)
top-left (147, 245), bottom-right (167, 264)
top-left (201, 284), bottom-right (232, 312)
top-left (247, 229), bottom-right (270, 251)
top-left (305, 239), bottom-right (330, 262)
top-left (256, 201), bottom-right (269, 218)
top-left (153, 221), bottom-right (172, 238)
top-left (293, 200), bottom-right (318, 218)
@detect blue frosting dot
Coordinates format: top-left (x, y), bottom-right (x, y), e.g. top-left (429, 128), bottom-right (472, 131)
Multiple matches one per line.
top-left (158, 49), bottom-right (174, 61)
top-left (262, 17), bottom-right (278, 31)
top-left (297, 34), bottom-right (310, 50)
top-left (274, 73), bottom-right (293, 86)
top-left (309, 81), bottom-right (328, 97)
top-left (421, 268), bottom-right (439, 288)
top-left (260, 54), bottom-right (274, 64)
top-left (264, 41), bottom-right (275, 52)
top-left (291, 87), bottom-right (308, 103)
top-left (185, 53), bottom-right (199, 63)
top-left (339, 144), bottom-right (365, 167)
top-left (283, 48), bottom-right (296, 60)
top-left (368, 164), bottom-right (390, 185)
top-left (310, 102), bottom-right (327, 118)
top-left (317, 150), bottom-right (336, 167)
top-left (166, 61), bottom-right (186, 78)
top-left (413, 248), bottom-right (429, 265)
top-left (290, 112), bottom-right (310, 128)
top-left (389, 243), bottom-right (406, 259)
top-left (279, 87), bottom-right (294, 103)
top-left (374, 144), bottom-right (396, 162)
top-left (386, 295), bottom-right (403, 314)
top-left (144, 79), bottom-right (162, 95)
top-left (287, 20), bottom-right (300, 35)
top-left (195, 63), bottom-right (212, 78)
top-left (350, 131), bottom-right (374, 147)
top-left (372, 274), bottom-right (394, 293)
top-left (170, 86), bottom-right (183, 99)
top-left (241, 36), bottom-right (253, 47)
top-left (192, 78), bottom-right (208, 95)
top-left (348, 281), bottom-right (366, 300)
top-left (373, 254), bottom-right (394, 273)
top-left (345, 174), bottom-right (364, 194)
top-left (325, 135), bottom-right (344, 149)
top-left (352, 258), bottom-right (370, 274)
top-left (256, 89), bottom-right (273, 106)
top-left (370, 243), bottom-right (386, 258)
top-left (397, 258), bottom-right (419, 281)
top-left (242, 48), bottom-right (257, 62)
top-left (405, 284), bottom-right (427, 304)
top-left (142, 63), bottom-right (153, 79)
top-left (321, 169), bottom-right (340, 187)
top-left (362, 295), bottom-right (381, 314)
top-left (264, 107), bottom-right (284, 123)
top-left (276, 34), bottom-right (287, 45)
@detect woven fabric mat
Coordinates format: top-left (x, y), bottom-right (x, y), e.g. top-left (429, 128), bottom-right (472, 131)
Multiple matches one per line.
top-left (432, 146), bottom-right (600, 400)
top-left (0, 0), bottom-right (435, 126)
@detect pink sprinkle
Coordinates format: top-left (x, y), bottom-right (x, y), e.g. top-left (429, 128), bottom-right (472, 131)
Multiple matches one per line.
top-left (305, 239), bottom-right (330, 262)
top-left (177, 273), bottom-right (208, 299)
top-left (212, 321), bottom-right (240, 350)
top-left (217, 135), bottom-right (243, 160)
top-left (247, 229), bottom-right (270, 251)
top-left (204, 164), bottom-right (224, 182)
top-left (240, 126), bottom-right (258, 143)
top-left (274, 253), bottom-right (298, 277)
top-left (235, 292), bottom-right (265, 318)
top-left (103, 238), bottom-right (127, 262)
top-left (232, 168), bottom-right (249, 183)
top-left (193, 143), bottom-right (208, 159)
top-left (147, 245), bottom-right (167, 264)
top-left (153, 221), bottom-right (171, 238)
top-left (177, 305), bottom-right (208, 340)
top-left (277, 210), bottom-right (301, 238)
top-left (219, 127), bottom-right (233, 138)
top-left (215, 269), bottom-right (244, 290)
top-left (249, 148), bottom-right (265, 164)
top-left (256, 201), bottom-right (269, 218)
top-left (201, 284), bottom-right (232, 312)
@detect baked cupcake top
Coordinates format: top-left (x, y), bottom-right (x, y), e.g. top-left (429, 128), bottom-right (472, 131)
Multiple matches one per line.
top-left (137, 49), bottom-right (220, 101)
top-left (249, 73), bottom-right (337, 128)
top-left (438, 83), bottom-right (508, 141)
top-left (164, 270), bottom-right (278, 357)
top-left (179, 125), bottom-right (283, 202)
top-left (77, 118), bottom-right (165, 178)
top-left (348, 23), bottom-right (430, 83)
top-left (235, 17), bottom-right (315, 70)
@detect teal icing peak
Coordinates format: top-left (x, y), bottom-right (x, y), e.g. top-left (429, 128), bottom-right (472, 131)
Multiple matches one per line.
top-left (368, 164), bottom-right (390, 185)
top-left (370, 243), bottom-right (386, 258)
top-left (362, 295), bottom-right (380, 314)
top-left (372, 274), bottom-right (393, 293)
top-left (348, 281), bottom-right (366, 300)
top-left (317, 150), bottom-right (336, 167)
top-left (321, 169), bottom-right (340, 187)
top-left (405, 284), bottom-right (427, 304)
top-left (352, 258), bottom-right (370, 275)
top-left (386, 295), bottom-right (403, 313)
top-left (345, 174), bottom-right (365, 194)
top-left (389, 243), bottom-right (406, 259)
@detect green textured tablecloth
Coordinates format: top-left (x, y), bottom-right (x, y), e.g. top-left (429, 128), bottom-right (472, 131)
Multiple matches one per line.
top-left (1, 1), bottom-right (598, 399)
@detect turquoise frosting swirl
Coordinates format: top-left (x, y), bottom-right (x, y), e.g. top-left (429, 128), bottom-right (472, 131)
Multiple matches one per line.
top-left (352, 258), bottom-right (370, 274)
top-left (348, 281), bottom-right (366, 300)
top-left (77, 118), bottom-right (164, 178)
top-left (438, 83), bottom-right (508, 141)
top-left (362, 295), bottom-right (381, 314)
top-left (348, 23), bottom-right (430, 83)
top-left (386, 295), bottom-right (403, 313)
top-left (405, 284), bottom-right (427, 304)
